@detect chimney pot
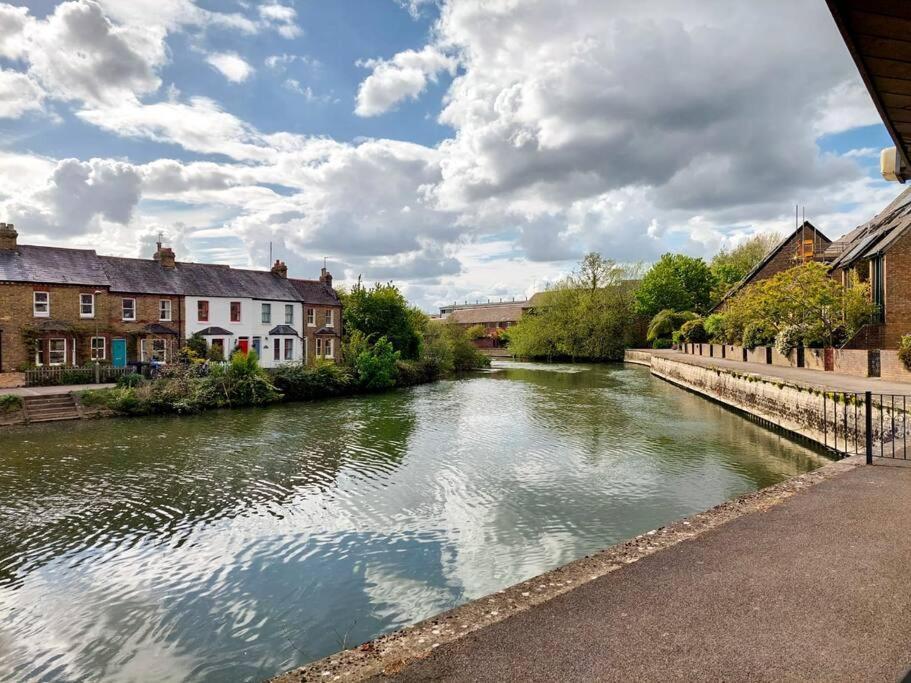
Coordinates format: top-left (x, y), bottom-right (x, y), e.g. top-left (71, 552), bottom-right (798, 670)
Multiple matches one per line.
top-left (154, 244), bottom-right (176, 268)
top-left (0, 222), bottom-right (17, 251)
top-left (272, 259), bottom-right (288, 278)
top-left (319, 265), bottom-right (333, 288)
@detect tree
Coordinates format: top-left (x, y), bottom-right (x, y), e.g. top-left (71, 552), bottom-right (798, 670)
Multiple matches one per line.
top-left (636, 253), bottom-right (715, 317)
top-left (710, 233), bottom-right (781, 302)
top-left (354, 336), bottom-right (400, 390)
top-left (339, 279), bottom-right (423, 359)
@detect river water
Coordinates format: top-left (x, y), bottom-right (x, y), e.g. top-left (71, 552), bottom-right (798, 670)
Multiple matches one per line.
top-left (0, 362), bottom-right (825, 681)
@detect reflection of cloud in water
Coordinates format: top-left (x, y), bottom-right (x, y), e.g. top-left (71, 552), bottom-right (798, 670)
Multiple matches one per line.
top-left (490, 361), bottom-right (587, 373)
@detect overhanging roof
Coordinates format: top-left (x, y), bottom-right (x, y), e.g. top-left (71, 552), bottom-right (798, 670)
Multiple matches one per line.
top-left (827, 0), bottom-right (911, 174)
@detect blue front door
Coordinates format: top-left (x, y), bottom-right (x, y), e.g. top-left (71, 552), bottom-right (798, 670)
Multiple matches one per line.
top-left (112, 338), bottom-right (127, 367)
top-left (252, 337), bottom-right (262, 357)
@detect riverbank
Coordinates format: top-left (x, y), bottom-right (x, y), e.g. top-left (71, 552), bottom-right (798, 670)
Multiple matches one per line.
top-left (273, 455), bottom-right (874, 682)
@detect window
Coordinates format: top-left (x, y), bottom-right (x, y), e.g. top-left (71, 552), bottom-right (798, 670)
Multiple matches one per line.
top-left (48, 338), bottom-right (66, 366)
top-left (35, 342), bottom-right (45, 366)
top-left (90, 336), bottom-right (106, 360)
top-left (284, 338), bottom-right (293, 360)
top-left (285, 304), bottom-right (294, 325)
top-left (273, 339), bottom-right (280, 361)
top-left (261, 303), bottom-right (271, 324)
top-left (325, 338), bottom-right (334, 358)
top-left (33, 291), bottom-right (49, 317)
top-left (121, 298), bottom-right (136, 321)
top-left (307, 308), bottom-right (315, 326)
top-left (316, 338), bottom-right (322, 356)
top-left (197, 300), bottom-right (209, 322)
top-left (80, 293), bottom-right (95, 318)
top-left (159, 299), bottom-right (172, 321)
top-left (230, 301), bottom-right (241, 322)
top-left (149, 339), bottom-right (167, 362)
top-left (325, 309), bottom-right (334, 328)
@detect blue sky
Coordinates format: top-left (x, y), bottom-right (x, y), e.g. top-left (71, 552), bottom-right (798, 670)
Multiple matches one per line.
top-left (0, 0), bottom-right (900, 310)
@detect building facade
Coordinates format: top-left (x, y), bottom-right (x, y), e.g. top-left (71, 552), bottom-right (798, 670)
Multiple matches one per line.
top-left (0, 224), bottom-right (342, 373)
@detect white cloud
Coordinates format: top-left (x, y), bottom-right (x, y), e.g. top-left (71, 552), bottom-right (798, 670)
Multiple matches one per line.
top-left (355, 46), bottom-right (456, 117)
top-left (0, 70), bottom-right (44, 118)
top-left (205, 52), bottom-right (254, 83)
top-left (813, 79), bottom-right (882, 136)
top-left (0, 4), bottom-right (28, 59)
top-left (258, 2), bottom-right (301, 39)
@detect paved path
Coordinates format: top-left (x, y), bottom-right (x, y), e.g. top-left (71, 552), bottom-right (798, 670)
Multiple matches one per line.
top-left (0, 383), bottom-right (115, 397)
top-left (383, 461), bottom-right (911, 682)
top-left (648, 349), bottom-right (911, 394)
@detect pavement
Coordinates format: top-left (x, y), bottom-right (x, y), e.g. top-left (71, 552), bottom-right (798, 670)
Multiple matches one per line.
top-left (648, 349), bottom-right (911, 394)
top-left (380, 461), bottom-right (911, 682)
top-left (0, 383), bottom-right (116, 397)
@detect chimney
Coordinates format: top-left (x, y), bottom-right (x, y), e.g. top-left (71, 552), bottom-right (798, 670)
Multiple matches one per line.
top-left (0, 223), bottom-right (17, 251)
top-left (319, 266), bottom-right (333, 288)
top-left (153, 243), bottom-right (176, 269)
top-left (271, 259), bottom-right (288, 278)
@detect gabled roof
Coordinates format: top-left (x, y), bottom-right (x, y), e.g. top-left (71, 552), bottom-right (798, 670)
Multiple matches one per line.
top-left (268, 324), bottom-right (299, 336)
top-left (828, 186), bottom-right (911, 270)
top-left (289, 278), bottom-right (341, 306)
top-left (314, 326), bottom-right (339, 336)
top-left (0, 245), bottom-right (109, 286)
top-left (196, 326), bottom-right (233, 336)
top-left (712, 222), bottom-right (831, 310)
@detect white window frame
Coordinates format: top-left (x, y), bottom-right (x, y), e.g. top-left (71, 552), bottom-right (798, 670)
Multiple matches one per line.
top-left (325, 338), bottom-right (334, 359)
top-left (307, 308), bottom-right (315, 326)
top-left (283, 337), bottom-right (293, 361)
top-left (159, 299), bottom-right (172, 322)
top-left (325, 309), bottom-right (334, 328)
top-left (90, 336), bottom-right (106, 361)
top-left (316, 337), bottom-right (322, 357)
top-left (141, 338), bottom-right (168, 363)
top-left (285, 304), bottom-right (294, 325)
top-left (33, 291), bottom-right (49, 317)
top-left (122, 298), bottom-right (136, 321)
top-left (48, 338), bottom-right (66, 366)
top-left (261, 303), bottom-right (271, 324)
top-left (80, 293), bottom-right (95, 319)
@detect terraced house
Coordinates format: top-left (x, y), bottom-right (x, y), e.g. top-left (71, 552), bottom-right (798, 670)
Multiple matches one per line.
top-left (0, 223), bottom-right (342, 374)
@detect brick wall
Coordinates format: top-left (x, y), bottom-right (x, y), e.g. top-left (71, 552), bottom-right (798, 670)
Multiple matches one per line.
top-left (302, 304), bottom-right (342, 363)
top-left (880, 350), bottom-right (911, 382)
top-left (832, 349), bottom-right (869, 377)
top-left (884, 230), bottom-right (911, 348)
top-left (103, 292), bottom-right (182, 362)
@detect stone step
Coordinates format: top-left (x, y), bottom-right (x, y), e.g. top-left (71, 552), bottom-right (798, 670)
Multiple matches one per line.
top-left (27, 406), bottom-right (79, 415)
top-left (28, 415), bottom-right (81, 423)
top-left (25, 398), bottom-right (75, 407)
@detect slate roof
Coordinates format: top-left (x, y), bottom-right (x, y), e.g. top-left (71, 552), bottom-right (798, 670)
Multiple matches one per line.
top-left (196, 326), bottom-right (234, 336)
top-left (143, 323), bottom-right (179, 335)
top-left (314, 326), bottom-right (339, 336)
top-left (268, 324), bottom-right (299, 336)
top-left (0, 245), bottom-right (109, 286)
top-left (289, 278), bottom-right (341, 306)
top-left (827, 187), bottom-right (911, 270)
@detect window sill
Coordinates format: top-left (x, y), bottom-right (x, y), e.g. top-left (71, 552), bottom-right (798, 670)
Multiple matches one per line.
top-left (80, 314), bottom-right (95, 319)
top-left (33, 312), bottom-right (49, 318)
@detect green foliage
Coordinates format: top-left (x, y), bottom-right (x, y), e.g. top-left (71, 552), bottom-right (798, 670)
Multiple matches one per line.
top-left (742, 321), bottom-right (775, 350)
top-left (354, 337), bottom-right (400, 390)
top-left (646, 309), bottom-right (698, 344)
top-left (652, 337), bottom-right (673, 349)
top-left (117, 372), bottom-right (143, 388)
top-left (899, 335), bottom-right (911, 371)
top-left (465, 324), bottom-right (487, 340)
top-left (0, 394), bottom-right (23, 413)
top-left (775, 324), bottom-right (804, 356)
top-left (184, 333), bottom-right (208, 359)
top-left (710, 233), bottom-right (781, 302)
top-left (508, 252), bottom-right (640, 361)
top-left (394, 359), bottom-right (441, 387)
top-left (339, 279), bottom-right (422, 359)
top-left (679, 318), bottom-right (708, 343)
top-left (206, 343), bottom-right (226, 361)
top-left (636, 253), bottom-right (715, 317)
top-left (420, 320), bottom-right (490, 374)
top-left (271, 360), bottom-right (353, 401)
top-left (704, 313), bottom-right (726, 342)
top-left (203, 350), bottom-right (281, 407)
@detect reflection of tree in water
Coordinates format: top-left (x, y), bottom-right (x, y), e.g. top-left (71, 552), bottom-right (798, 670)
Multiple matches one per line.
top-left (0, 395), bottom-right (418, 589)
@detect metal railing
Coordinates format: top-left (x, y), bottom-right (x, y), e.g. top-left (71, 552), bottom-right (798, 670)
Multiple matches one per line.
top-left (822, 391), bottom-right (909, 463)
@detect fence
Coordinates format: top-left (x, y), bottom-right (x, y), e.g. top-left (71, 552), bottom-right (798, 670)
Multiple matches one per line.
top-left (24, 365), bottom-right (133, 387)
top-left (822, 391), bottom-right (909, 463)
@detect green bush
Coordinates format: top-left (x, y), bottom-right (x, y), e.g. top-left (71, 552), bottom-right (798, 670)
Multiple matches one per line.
top-left (271, 360), bottom-right (353, 401)
top-left (647, 309), bottom-right (698, 344)
top-left (117, 372), bottom-right (143, 388)
top-left (394, 359), bottom-right (441, 387)
top-left (704, 313), bottom-right (726, 342)
top-left (465, 324), bottom-right (487, 340)
top-left (202, 350), bottom-right (281, 407)
top-left (0, 394), bottom-right (23, 413)
top-left (679, 318), bottom-right (708, 343)
top-left (355, 337), bottom-right (400, 390)
top-left (742, 321), bottom-right (775, 350)
top-left (899, 335), bottom-right (911, 371)
top-left (774, 325), bottom-right (804, 356)
top-left (652, 337), bottom-right (673, 349)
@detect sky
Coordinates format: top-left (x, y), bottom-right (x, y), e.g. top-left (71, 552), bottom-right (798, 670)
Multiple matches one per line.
top-left (0, 0), bottom-right (901, 311)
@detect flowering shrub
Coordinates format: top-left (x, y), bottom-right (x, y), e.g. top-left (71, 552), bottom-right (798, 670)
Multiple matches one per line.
top-left (774, 325), bottom-right (804, 357)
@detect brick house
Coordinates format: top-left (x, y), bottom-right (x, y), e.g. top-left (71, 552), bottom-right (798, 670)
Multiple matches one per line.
top-left (712, 221), bottom-right (832, 311)
top-left (0, 224), bottom-right (343, 374)
top-left (828, 187), bottom-right (911, 349)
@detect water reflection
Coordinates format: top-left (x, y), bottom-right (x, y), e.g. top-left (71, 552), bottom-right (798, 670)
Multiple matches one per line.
top-left (0, 363), bottom-right (826, 681)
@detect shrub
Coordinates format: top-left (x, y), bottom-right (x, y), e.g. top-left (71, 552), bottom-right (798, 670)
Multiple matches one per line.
top-left (742, 321), bottom-right (775, 350)
top-left (774, 325), bottom-right (804, 356)
top-left (0, 394), bottom-right (23, 413)
top-left (465, 324), bottom-right (487, 340)
top-left (355, 337), bottom-right (400, 390)
top-left (647, 309), bottom-right (698, 344)
top-left (117, 372), bottom-right (143, 388)
top-left (395, 359), bottom-right (441, 387)
top-left (652, 337), bottom-right (673, 349)
top-left (899, 335), bottom-right (911, 371)
top-left (271, 360), bottom-right (352, 401)
top-left (679, 318), bottom-right (709, 343)
top-left (202, 350), bottom-right (280, 407)
top-left (704, 313), bottom-right (726, 342)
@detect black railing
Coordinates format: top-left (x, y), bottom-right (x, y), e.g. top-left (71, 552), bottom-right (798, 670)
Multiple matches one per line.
top-left (822, 391), bottom-right (909, 463)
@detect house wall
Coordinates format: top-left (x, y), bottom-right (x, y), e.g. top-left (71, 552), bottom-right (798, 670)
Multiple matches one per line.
top-left (184, 296), bottom-right (305, 368)
top-left (302, 303), bottom-right (341, 363)
top-left (103, 292), bottom-right (182, 363)
top-left (883, 229), bottom-right (911, 348)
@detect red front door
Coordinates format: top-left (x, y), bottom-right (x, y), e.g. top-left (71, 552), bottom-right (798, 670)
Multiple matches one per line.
top-left (238, 338), bottom-right (249, 355)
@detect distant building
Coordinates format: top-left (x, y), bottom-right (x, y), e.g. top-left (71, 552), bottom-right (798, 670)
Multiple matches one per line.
top-left (438, 298), bottom-right (539, 347)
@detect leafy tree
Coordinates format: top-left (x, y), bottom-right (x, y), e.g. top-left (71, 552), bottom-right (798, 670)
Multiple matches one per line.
top-left (710, 233), bottom-right (781, 302)
top-left (421, 320), bottom-right (489, 373)
top-left (636, 253), bottom-right (715, 316)
top-left (646, 309), bottom-right (697, 344)
top-left (465, 324), bottom-right (487, 340)
top-left (679, 318), bottom-right (708, 343)
top-left (339, 279), bottom-right (423, 359)
top-left (354, 336), bottom-right (400, 390)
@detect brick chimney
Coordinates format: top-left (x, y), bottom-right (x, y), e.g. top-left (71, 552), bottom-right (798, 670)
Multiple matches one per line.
top-left (320, 266), bottom-right (333, 288)
top-left (0, 223), bottom-right (17, 251)
top-left (153, 241), bottom-right (176, 269)
top-left (271, 259), bottom-right (288, 278)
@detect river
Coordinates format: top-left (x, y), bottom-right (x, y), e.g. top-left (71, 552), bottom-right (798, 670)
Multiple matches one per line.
top-left (0, 362), bottom-right (826, 681)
